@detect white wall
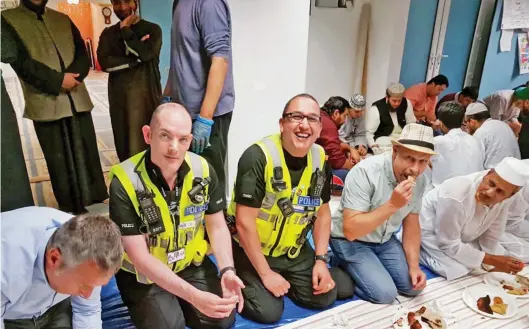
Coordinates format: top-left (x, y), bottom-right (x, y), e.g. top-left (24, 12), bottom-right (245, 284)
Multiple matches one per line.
top-left (305, 0), bottom-right (366, 103)
top-left (227, 0), bottom-right (311, 193)
top-left (305, 0), bottom-right (410, 107)
top-left (364, 0), bottom-right (410, 106)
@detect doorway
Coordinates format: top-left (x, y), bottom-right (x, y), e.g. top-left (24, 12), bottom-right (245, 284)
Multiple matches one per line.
top-left (400, 0), bottom-right (482, 95)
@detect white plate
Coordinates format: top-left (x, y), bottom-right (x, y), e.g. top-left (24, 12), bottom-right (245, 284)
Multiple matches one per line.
top-left (461, 283), bottom-right (518, 319)
top-left (483, 272), bottom-right (529, 299)
top-left (392, 302), bottom-right (452, 329)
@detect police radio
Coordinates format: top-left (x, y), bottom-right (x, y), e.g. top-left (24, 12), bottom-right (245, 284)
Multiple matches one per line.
top-left (309, 168), bottom-right (326, 198)
top-left (188, 176), bottom-right (211, 204)
top-left (134, 157), bottom-right (165, 235)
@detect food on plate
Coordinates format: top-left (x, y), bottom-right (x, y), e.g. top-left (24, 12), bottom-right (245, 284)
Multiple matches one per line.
top-left (493, 296), bottom-right (504, 304)
top-left (491, 296), bottom-right (508, 315)
top-left (421, 309), bottom-right (446, 329)
top-left (500, 278), bottom-right (529, 295)
top-left (407, 312), bottom-right (416, 324)
top-left (416, 306), bottom-right (427, 316)
top-left (515, 274), bottom-right (529, 287)
top-left (410, 320), bottom-right (422, 329)
top-left (477, 295), bottom-right (493, 314)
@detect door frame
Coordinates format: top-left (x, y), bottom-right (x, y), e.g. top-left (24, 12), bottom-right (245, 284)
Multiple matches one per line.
top-left (426, 0), bottom-right (451, 80)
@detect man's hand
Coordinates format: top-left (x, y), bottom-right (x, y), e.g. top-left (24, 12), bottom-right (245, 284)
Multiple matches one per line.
top-left (192, 115), bottom-right (214, 154)
top-left (388, 180), bottom-right (414, 209)
top-left (62, 73), bottom-right (81, 90)
top-left (312, 261), bottom-right (335, 295)
top-left (141, 34), bottom-right (150, 42)
top-left (488, 255), bottom-right (525, 274)
top-left (261, 271), bottom-right (290, 298)
top-left (191, 290), bottom-right (238, 319)
top-left (348, 147), bottom-right (361, 164)
top-left (220, 270), bottom-right (245, 313)
top-left (430, 120), bottom-right (441, 130)
top-left (120, 14), bottom-right (140, 29)
top-left (409, 266), bottom-right (427, 290)
top-left (357, 145), bottom-right (367, 157)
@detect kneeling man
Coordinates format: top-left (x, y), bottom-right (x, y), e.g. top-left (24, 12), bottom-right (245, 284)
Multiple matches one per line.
top-left (330, 123), bottom-right (434, 304)
top-left (1, 207), bottom-right (123, 329)
top-left (419, 158), bottom-right (529, 281)
top-left (228, 94), bottom-right (354, 324)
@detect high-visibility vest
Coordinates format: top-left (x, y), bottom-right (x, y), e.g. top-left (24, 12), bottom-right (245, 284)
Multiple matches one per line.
top-left (228, 134), bottom-right (326, 258)
top-left (109, 151), bottom-right (210, 284)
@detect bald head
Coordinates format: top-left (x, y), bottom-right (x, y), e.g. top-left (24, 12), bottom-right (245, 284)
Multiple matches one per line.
top-left (150, 103), bottom-right (192, 129)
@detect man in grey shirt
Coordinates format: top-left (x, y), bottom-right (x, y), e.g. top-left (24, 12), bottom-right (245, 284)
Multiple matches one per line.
top-left (330, 123), bottom-right (435, 304)
top-left (339, 93), bottom-right (368, 157)
top-left (164, 0), bottom-right (234, 195)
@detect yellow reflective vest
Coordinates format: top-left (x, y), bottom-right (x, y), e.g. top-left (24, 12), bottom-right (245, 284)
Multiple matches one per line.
top-left (109, 151), bottom-right (210, 284)
top-left (228, 134), bottom-right (326, 258)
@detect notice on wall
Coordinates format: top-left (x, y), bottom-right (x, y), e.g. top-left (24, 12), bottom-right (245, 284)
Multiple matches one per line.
top-left (502, 0), bottom-right (529, 30)
top-left (518, 32), bottom-right (529, 74)
top-left (500, 30), bottom-right (514, 52)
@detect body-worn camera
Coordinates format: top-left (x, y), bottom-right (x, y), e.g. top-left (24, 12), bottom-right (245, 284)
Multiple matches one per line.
top-left (277, 197), bottom-right (295, 218)
top-left (137, 190), bottom-right (165, 235)
top-left (188, 177), bottom-right (211, 204)
top-left (271, 166), bottom-right (287, 192)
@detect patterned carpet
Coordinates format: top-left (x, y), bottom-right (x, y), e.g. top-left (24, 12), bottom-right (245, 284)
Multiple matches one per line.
top-left (4, 71), bottom-right (119, 208)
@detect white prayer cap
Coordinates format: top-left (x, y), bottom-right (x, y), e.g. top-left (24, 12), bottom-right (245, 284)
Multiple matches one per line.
top-left (494, 157), bottom-right (529, 187)
top-left (465, 102), bottom-right (488, 116)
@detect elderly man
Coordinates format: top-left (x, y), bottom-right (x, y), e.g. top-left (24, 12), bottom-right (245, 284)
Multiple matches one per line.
top-left (365, 83), bottom-right (416, 155)
top-left (404, 75), bottom-right (449, 125)
top-left (97, 0), bottom-right (162, 161)
top-left (164, 0), bottom-right (234, 197)
top-left (316, 96), bottom-right (361, 194)
top-left (464, 102), bottom-right (521, 168)
top-left (339, 93), bottom-right (368, 155)
top-left (426, 102), bottom-right (484, 192)
top-left (498, 171), bottom-right (529, 263)
top-left (419, 158), bottom-right (529, 280)
top-left (1, 0), bottom-right (107, 214)
top-left (483, 87), bottom-right (529, 136)
top-left (109, 103), bottom-right (244, 329)
top-left (436, 86), bottom-right (478, 110)
top-left (330, 123), bottom-right (435, 304)
top-left (227, 94), bottom-right (354, 324)
top-left (1, 207), bottom-right (123, 329)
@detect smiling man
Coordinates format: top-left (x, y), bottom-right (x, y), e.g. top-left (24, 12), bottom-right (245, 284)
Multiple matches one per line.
top-left (108, 103), bottom-right (244, 329)
top-left (226, 94), bottom-right (353, 324)
top-left (330, 123), bottom-right (434, 304)
top-left (1, 207), bottom-right (123, 329)
top-left (419, 157), bottom-right (529, 280)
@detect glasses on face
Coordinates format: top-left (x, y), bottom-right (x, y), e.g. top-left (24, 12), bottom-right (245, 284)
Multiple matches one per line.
top-left (283, 112), bottom-right (321, 125)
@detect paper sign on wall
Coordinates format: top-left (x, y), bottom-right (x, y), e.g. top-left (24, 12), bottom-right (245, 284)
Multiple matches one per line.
top-left (502, 0), bottom-right (529, 30)
top-left (518, 32), bottom-right (529, 74)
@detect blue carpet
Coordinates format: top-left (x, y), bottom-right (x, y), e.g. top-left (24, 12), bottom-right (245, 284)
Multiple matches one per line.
top-left (101, 261), bottom-right (439, 329)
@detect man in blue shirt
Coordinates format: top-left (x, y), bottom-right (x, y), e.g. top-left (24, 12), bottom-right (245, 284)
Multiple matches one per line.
top-left (164, 0), bottom-right (234, 197)
top-left (1, 207), bottom-right (123, 329)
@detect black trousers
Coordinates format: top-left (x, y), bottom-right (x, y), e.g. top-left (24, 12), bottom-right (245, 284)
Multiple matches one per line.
top-left (195, 111), bottom-right (232, 197)
top-left (4, 298), bottom-right (72, 329)
top-left (233, 241), bottom-right (354, 324)
top-left (115, 257), bottom-right (235, 329)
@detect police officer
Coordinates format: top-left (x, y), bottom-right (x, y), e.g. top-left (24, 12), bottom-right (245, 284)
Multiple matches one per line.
top-left (227, 94), bottom-right (354, 324)
top-left (108, 103), bottom-right (244, 329)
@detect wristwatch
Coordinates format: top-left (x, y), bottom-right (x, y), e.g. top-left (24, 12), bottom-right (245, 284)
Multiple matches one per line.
top-left (315, 254), bottom-right (330, 263)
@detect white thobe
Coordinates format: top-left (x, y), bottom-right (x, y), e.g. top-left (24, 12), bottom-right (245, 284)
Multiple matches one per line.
top-left (498, 182), bottom-right (529, 262)
top-left (473, 119), bottom-right (521, 169)
top-left (428, 128), bottom-right (485, 191)
top-left (483, 90), bottom-right (521, 123)
top-left (419, 171), bottom-right (512, 280)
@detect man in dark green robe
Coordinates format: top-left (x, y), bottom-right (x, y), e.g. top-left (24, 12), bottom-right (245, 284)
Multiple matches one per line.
top-left (1, 0), bottom-right (108, 214)
top-left (97, 0), bottom-right (162, 162)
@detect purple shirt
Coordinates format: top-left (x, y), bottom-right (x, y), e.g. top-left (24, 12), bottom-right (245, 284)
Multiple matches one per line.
top-left (168, 0), bottom-right (234, 118)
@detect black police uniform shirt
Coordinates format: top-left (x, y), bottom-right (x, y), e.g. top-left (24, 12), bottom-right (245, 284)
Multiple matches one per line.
top-left (234, 144), bottom-right (333, 209)
top-left (109, 150), bottom-right (226, 235)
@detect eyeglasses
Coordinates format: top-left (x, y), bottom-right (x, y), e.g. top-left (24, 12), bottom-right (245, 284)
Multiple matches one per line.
top-left (283, 112), bottom-right (321, 124)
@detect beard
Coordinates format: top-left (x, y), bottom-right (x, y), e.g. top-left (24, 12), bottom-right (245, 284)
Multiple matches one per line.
top-left (21, 0), bottom-right (49, 15)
